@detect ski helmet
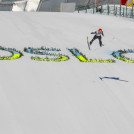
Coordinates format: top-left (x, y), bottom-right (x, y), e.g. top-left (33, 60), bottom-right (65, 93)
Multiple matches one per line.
top-left (99, 28), bottom-right (102, 31)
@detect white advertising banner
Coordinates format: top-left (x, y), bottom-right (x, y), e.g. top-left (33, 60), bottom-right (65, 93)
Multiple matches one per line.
top-left (25, 0), bottom-right (40, 12)
top-left (12, 1), bottom-right (27, 11)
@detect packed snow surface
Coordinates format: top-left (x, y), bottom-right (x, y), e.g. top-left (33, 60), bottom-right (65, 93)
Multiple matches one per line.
top-left (0, 12), bottom-right (134, 134)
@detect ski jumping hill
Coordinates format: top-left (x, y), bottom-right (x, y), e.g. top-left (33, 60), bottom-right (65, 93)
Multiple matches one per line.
top-left (0, 12), bottom-right (134, 134)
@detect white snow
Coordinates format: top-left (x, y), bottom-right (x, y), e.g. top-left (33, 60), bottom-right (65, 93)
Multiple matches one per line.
top-left (0, 12), bottom-right (134, 134)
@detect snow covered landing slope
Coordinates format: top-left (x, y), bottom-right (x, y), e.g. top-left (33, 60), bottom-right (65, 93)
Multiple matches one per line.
top-left (0, 12), bottom-right (134, 134)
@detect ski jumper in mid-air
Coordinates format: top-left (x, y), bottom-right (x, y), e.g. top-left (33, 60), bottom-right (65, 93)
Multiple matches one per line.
top-left (90, 28), bottom-right (104, 47)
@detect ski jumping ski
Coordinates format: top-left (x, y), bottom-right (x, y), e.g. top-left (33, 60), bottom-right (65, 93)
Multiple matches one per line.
top-left (87, 36), bottom-right (90, 50)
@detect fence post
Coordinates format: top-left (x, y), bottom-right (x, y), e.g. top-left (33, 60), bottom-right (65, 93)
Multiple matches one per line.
top-left (120, 3), bottom-right (121, 16)
top-left (107, 4), bottom-right (109, 15)
top-left (100, 5), bottom-right (102, 14)
top-left (123, 7), bottom-right (124, 17)
top-left (93, 7), bottom-right (94, 14)
top-left (126, 3), bottom-right (127, 17)
top-left (114, 4), bottom-right (115, 15)
top-left (85, 6), bottom-right (87, 13)
top-left (132, 4), bottom-right (133, 18)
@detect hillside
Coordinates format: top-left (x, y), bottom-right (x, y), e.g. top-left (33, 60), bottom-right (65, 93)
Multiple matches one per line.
top-left (0, 12), bottom-right (134, 134)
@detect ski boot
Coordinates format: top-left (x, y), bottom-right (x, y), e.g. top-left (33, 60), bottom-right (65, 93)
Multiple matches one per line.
top-left (90, 41), bottom-right (92, 45)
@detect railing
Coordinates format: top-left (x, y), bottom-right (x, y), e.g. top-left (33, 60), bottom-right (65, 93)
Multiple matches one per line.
top-left (76, 4), bottom-right (134, 19)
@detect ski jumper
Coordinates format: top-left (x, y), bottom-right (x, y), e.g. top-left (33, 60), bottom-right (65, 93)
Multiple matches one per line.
top-left (90, 30), bottom-right (104, 47)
